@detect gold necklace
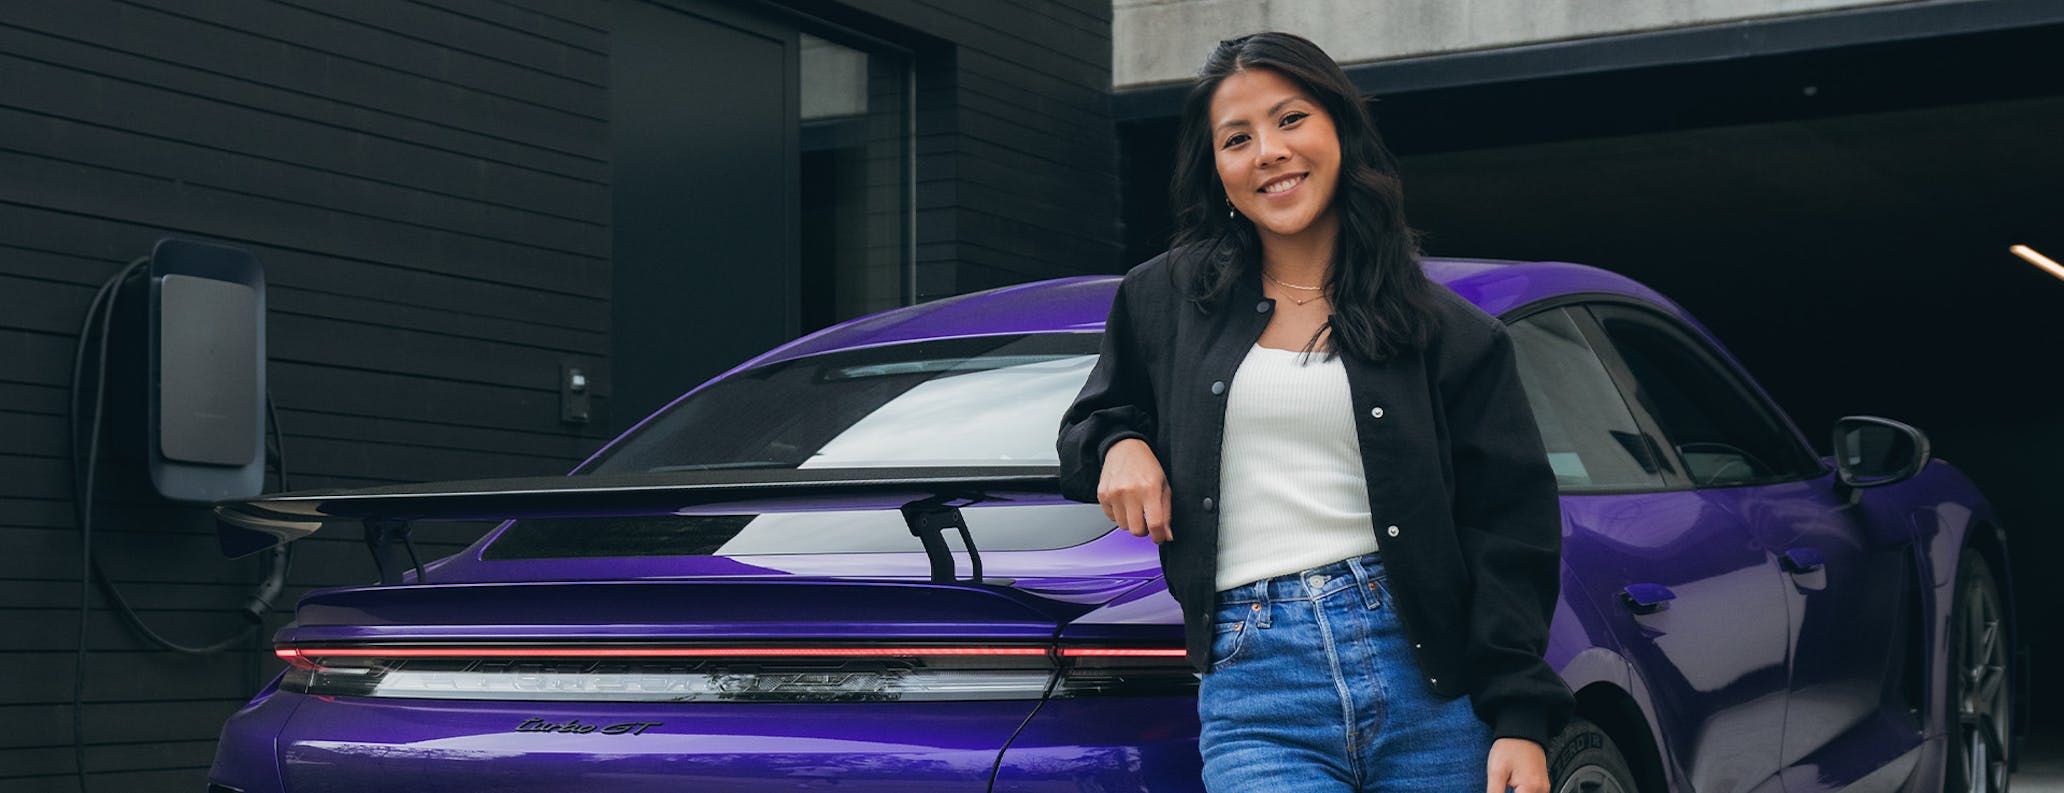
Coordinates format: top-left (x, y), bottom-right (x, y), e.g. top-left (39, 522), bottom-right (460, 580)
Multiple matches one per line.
top-left (1262, 270), bottom-right (1328, 306)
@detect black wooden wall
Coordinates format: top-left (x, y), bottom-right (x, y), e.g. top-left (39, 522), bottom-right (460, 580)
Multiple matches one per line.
top-left (786, 0), bottom-right (1120, 294)
top-left (0, 0), bottom-right (1117, 789)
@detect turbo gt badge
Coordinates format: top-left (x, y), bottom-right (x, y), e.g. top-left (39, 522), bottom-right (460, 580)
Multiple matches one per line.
top-left (514, 718), bottom-right (662, 735)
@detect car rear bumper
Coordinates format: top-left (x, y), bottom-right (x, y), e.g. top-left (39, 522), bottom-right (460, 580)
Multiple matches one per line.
top-left (211, 690), bottom-right (1208, 792)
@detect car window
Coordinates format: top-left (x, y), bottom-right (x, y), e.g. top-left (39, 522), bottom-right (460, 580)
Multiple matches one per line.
top-left (582, 333), bottom-right (1101, 474)
top-left (1585, 304), bottom-right (1821, 487)
top-left (1506, 308), bottom-right (1670, 491)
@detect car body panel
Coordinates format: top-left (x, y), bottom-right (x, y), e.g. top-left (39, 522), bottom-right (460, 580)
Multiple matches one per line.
top-left (1559, 489), bottom-right (1794, 793)
top-left (279, 579), bottom-right (1107, 645)
top-left (273, 694), bottom-right (1038, 793)
top-left (1721, 473), bottom-right (1927, 793)
top-left (991, 696), bottom-right (1203, 792)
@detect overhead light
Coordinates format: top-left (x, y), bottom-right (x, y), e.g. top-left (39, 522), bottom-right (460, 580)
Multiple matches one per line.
top-left (2011, 245), bottom-right (2064, 283)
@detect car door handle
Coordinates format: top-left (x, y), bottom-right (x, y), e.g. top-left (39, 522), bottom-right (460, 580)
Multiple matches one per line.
top-left (1620, 583), bottom-right (1675, 615)
top-left (1780, 547), bottom-right (1826, 574)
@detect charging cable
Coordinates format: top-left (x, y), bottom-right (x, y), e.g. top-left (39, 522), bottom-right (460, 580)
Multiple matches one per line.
top-left (68, 258), bottom-right (291, 791)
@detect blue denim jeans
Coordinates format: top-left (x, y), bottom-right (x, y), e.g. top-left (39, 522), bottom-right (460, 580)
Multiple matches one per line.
top-left (1198, 552), bottom-right (1495, 792)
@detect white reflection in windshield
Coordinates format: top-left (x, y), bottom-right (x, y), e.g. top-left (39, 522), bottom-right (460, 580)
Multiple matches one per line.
top-left (708, 503), bottom-right (1108, 556)
top-left (797, 355), bottom-right (1095, 468)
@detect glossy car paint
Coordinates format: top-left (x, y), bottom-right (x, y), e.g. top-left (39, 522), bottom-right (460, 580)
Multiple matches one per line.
top-left (212, 259), bottom-right (2014, 793)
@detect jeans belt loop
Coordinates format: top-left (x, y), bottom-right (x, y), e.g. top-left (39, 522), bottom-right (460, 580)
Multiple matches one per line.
top-left (1255, 580), bottom-right (1273, 629)
top-left (1346, 553), bottom-right (1382, 610)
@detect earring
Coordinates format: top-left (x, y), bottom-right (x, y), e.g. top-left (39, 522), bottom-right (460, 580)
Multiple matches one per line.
top-left (1226, 198), bottom-right (1236, 221)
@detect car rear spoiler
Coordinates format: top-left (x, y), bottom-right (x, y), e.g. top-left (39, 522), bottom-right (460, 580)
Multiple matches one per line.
top-left (215, 466), bottom-right (1064, 586)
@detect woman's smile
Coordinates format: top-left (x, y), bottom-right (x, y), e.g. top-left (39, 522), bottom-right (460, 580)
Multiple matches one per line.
top-left (1259, 172), bottom-right (1307, 196)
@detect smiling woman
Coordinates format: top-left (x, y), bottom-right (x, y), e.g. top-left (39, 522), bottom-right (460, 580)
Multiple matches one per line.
top-left (1060, 31), bottom-right (1571, 793)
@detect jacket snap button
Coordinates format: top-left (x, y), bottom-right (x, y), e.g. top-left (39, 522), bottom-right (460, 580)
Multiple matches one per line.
top-left (1369, 406), bottom-right (1385, 419)
top-left (1210, 380), bottom-right (1226, 395)
top-left (1386, 525), bottom-right (1400, 538)
top-left (1202, 497), bottom-right (1216, 512)
top-left (1255, 300), bottom-right (1272, 313)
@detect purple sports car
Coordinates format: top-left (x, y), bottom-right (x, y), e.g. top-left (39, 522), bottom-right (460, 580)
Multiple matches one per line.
top-left (208, 258), bottom-right (2022, 793)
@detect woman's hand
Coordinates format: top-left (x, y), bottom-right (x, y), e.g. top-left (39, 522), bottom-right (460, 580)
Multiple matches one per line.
top-left (1097, 438), bottom-right (1173, 544)
top-left (1487, 737), bottom-right (1549, 793)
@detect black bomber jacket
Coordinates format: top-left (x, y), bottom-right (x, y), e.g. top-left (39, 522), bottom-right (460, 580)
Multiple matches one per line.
top-left (1056, 248), bottom-right (1575, 746)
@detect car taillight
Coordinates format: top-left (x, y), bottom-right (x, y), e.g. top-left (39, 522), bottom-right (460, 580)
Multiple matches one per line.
top-left (278, 644), bottom-right (1055, 702)
top-left (276, 643), bottom-right (1193, 701)
top-left (1053, 646), bottom-right (1198, 698)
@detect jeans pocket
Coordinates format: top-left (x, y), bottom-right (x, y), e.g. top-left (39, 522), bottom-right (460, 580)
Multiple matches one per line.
top-left (1209, 617), bottom-right (1250, 670)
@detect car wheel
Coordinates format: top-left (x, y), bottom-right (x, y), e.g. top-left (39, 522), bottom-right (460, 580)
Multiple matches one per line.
top-left (1547, 717), bottom-right (1639, 793)
top-left (1948, 553), bottom-right (2012, 793)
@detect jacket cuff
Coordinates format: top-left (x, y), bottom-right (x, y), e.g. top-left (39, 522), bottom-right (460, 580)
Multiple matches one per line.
top-left (1096, 430), bottom-right (1147, 462)
top-left (1492, 703), bottom-right (1553, 748)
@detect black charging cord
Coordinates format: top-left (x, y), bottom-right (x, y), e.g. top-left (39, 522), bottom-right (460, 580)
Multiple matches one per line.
top-left (68, 258), bottom-right (291, 791)
top-left (69, 257), bottom-right (144, 793)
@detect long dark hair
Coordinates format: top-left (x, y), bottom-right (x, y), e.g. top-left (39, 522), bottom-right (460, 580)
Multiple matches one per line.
top-left (1170, 32), bottom-right (1436, 361)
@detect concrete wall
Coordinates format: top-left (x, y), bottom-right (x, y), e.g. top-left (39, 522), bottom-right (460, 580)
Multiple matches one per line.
top-left (1114, 0), bottom-right (1914, 87)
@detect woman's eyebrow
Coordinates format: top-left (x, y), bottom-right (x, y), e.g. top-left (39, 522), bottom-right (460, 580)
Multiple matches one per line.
top-left (1214, 96), bottom-right (1309, 133)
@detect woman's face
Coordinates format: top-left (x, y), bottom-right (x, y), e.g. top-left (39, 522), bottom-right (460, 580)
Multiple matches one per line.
top-left (1209, 68), bottom-right (1342, 248)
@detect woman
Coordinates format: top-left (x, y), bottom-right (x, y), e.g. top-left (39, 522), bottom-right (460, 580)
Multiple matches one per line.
top-left (1057, 32), bottom-right (1572, 793)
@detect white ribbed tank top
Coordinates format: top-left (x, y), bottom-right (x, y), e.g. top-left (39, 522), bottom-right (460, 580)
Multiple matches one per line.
top-left (1214, 343), bottom-right (1379, 592)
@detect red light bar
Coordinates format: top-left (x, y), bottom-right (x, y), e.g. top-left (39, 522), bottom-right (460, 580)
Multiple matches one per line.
top-left (1060, 648), bottom-right (1188, 658)
top-left (279, 645), bottom-right (1050, 659)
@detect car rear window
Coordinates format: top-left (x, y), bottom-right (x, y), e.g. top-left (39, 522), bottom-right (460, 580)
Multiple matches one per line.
top-left (482, 503), bottom-right (1113, 559)
top-left (580, 333), bottom-right (1101, 475)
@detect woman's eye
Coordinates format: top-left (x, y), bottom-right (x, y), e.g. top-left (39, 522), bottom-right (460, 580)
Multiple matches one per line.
top-left (1281, 112), bottom-right (1308, 126)
top-left (1222, 133), bottom-right (1249, 149)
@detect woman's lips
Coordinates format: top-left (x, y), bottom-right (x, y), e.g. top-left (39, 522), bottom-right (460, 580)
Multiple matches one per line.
top-left (1258, 173), bottom-right (1307, 198)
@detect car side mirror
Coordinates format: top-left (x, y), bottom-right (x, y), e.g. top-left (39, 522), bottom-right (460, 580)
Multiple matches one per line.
top-left (1832, 415), bottom-right (1930, 490)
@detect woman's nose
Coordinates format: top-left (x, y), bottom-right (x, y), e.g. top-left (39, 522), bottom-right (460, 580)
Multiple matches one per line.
top-left (1252, 133), bottom-right (1290, 165)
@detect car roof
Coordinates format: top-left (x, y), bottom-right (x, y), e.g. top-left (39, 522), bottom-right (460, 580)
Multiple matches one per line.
top-left (748, 258), bottom-right (1686, 369)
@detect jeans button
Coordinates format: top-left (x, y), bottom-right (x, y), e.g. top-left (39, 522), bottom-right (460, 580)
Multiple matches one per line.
top-left (1307, 575), bottom-right (1327, 589)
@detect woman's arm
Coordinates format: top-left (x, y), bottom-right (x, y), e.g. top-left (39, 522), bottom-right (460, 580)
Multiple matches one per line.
top-left (1057, 274), bottom-right (1165, 534)
top-left (1440, 318), bottom-right (1574, 748)
top-left (1057, 274), bottom-right (1157, 501)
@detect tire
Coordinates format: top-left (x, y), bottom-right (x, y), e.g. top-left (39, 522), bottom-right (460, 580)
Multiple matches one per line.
top-left (1547, 717), bottom-right (1639, 793)
top-left (1946, 553), bottom-right (2012, 793)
